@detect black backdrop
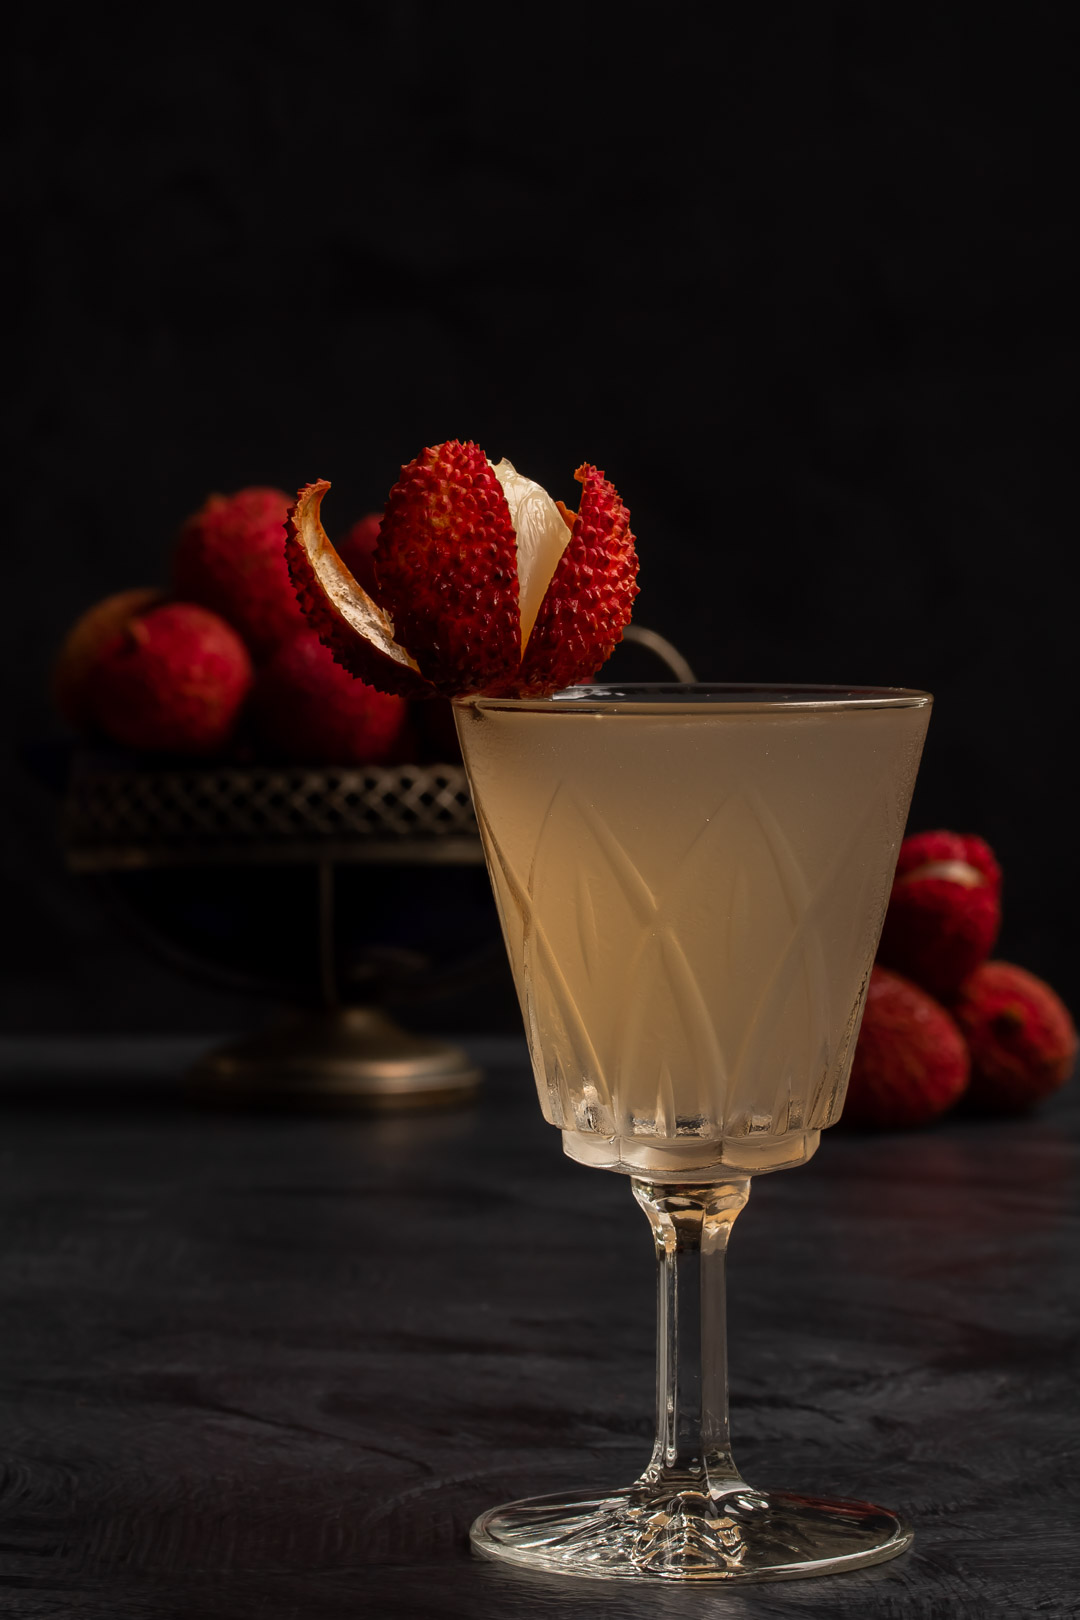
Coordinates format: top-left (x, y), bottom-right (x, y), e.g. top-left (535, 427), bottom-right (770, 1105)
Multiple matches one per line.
top-left (4, 7), bottom-right (1077, 1033)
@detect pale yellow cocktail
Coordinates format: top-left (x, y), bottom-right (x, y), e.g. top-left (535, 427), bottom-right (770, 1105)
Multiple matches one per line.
top-left (457, 686), bottom-right (930, 1181)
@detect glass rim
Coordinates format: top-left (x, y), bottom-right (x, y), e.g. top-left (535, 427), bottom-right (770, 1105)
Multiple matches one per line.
top-left (456, 682), bottom-right (933, 715)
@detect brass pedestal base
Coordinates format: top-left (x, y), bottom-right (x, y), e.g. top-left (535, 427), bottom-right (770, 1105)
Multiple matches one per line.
top-left (187, 1007), bottom-right (481, 1109)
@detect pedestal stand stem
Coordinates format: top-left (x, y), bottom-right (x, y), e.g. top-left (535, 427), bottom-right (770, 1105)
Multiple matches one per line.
top-left (317, 858), bottom-right (337, 1009)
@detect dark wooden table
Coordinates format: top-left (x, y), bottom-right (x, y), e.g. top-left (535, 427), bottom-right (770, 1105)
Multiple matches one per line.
top-left (1, 1034), bottom-right (1077, 1618)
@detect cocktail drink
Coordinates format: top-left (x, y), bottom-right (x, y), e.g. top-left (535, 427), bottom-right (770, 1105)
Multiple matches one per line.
top-left (455, 683), bottom-right (932, 1581)
top-left (282, 439), bottom-right (931, 1582)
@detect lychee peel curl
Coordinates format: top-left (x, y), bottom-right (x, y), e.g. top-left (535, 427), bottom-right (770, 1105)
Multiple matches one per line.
top-left (284, 481), bottom-right (434, 699)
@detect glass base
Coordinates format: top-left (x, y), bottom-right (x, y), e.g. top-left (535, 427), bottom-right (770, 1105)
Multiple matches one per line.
top-left (470, 1481), bottom-right (912, 1582)
top-left (562, 1125), bottom-right (821, 1179)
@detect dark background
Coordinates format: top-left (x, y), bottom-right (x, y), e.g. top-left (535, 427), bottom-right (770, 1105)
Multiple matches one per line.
top-left (4, 7), bottom-right (1076, 1035)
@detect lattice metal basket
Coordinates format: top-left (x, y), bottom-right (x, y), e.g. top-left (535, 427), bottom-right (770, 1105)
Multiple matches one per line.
top-left (62, 759), bottom-right (482, 871)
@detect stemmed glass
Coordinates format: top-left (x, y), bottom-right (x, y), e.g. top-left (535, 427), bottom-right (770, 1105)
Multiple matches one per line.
top-left (454, 683), bottom-right (932, 1583)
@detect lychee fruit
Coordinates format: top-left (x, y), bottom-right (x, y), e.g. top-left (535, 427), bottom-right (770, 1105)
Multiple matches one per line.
top-left (336, 512), bottom-right (382, 597)
top-left (284, 442), bottom-right (639, 699)
top-left (85, 602), bottom-right (254, 755)
top-left (951, 961), bottom-right (1078, 1113)
top-left (250, 629), bottom-right (407, 765)
top-left (841, 965), bottom-right (971, 1129)
top-left (174, 486), bottom-right (304, 658)
top-left (877, 829), bottom-right (1002, 999)
top-left (53, 587), bottom-right (164, 730)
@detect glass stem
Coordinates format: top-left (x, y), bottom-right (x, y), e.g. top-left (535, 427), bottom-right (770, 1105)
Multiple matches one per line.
top-left (632, 1179), bottom-right (751, 1499)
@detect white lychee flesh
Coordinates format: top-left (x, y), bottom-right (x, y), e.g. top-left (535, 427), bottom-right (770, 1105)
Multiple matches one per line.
top-left (490, 458), bottom-right (573, 653)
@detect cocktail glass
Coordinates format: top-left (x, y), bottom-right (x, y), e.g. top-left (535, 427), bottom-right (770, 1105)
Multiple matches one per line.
top-left (454, 683), bottom-right (932, 1583)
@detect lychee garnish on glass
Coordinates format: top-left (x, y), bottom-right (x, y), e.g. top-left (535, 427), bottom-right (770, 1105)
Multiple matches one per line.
top-left (284, 440), bottom-right (639, 699)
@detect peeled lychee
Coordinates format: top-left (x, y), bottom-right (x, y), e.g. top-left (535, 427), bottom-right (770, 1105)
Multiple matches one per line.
top-left (251, 629), bottom-right (407, 765)
top-left (337, 513), bottom-right (382, 597)
top-left (505, 459), bottom-right (639, 696)
top-left (53, 587), bottom-right (164, 730)
top-left (86, 602), bottom-right (253, 755)
top-left (174, 486), bottom-right (304, 658)
top-left (877, 830), bottom-right (1002, 999)
top-left (285, 442), bottom-right (639, 699)
top-left (951, 961), bottom-right (1078, 1113)
top-left (842, 965), bottom-right (970, 1129)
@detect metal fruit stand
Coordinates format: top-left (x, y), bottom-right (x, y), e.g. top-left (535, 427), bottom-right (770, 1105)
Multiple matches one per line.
top-left (62, 759), bottom-right (488, 1106)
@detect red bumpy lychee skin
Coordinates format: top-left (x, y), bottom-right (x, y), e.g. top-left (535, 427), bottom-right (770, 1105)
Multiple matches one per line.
top-left (174, 486), bottom-right (304, 659)
top-left (951, 961), bottom-right (1078, 1113)
top-left (841, 965), bottom-right (971, 1129)
top-left (374, 441), bottom-right (522, 695)
top-left (87, 602), bottom-right (253, 755)
top-left (53, 587), bottom-right (164, 730)
top-left (251, 630), bottom-right (407, 766)
top-left (876, 830), bottom-right (1002, 999)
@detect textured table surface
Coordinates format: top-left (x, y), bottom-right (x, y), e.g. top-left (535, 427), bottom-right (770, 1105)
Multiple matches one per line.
top-left (1, 1034), bottom-right (1077, 1619)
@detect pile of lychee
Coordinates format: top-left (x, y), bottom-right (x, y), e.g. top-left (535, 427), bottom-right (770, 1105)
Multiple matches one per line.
top-left (53, 487), bottom-right (439, 766)
top-left (844, 831), bottom-right (1077, 1128)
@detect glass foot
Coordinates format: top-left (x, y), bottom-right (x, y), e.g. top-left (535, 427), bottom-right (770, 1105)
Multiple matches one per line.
top-left (470, 1482), bottom-right (912, 1582)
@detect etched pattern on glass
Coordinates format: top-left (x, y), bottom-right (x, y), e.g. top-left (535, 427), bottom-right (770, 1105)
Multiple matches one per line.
top-left (476, 773), bottom-right (895, 1149)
